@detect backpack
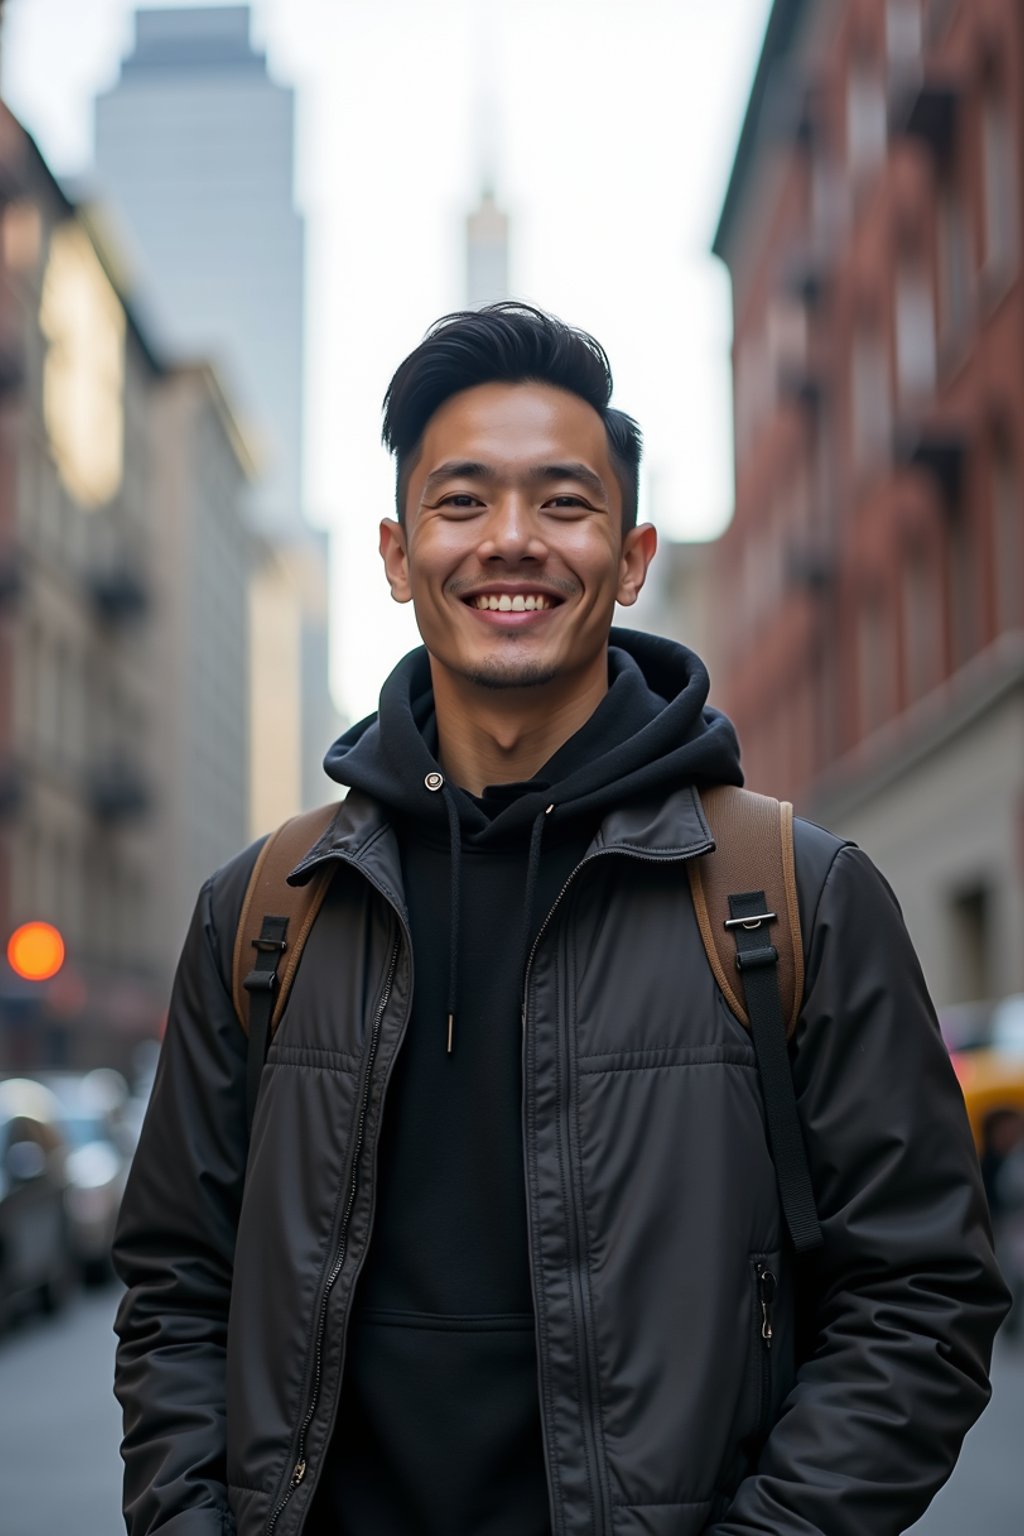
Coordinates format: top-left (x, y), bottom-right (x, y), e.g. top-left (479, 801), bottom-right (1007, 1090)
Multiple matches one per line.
top-left (232, 786), bottom-right (822, 1255)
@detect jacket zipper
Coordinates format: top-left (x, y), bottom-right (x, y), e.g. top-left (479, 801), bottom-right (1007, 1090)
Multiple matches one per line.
top-left (264, 933), bottom-right (401, 1536)
top-left (522, 840), bottom-right (713, 1535)
top-left (756, 1265), bottom-right (776, 1441)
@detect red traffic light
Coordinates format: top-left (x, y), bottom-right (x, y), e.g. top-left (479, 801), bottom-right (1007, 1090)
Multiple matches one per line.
top-left (8, 921), bottom-right (65, 982)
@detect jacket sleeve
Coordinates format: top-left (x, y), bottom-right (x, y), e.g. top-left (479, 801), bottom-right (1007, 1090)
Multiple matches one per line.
top-left (710, 843), bottom-right (1010, 1536)
top-left (113, 872), bottom-right (251, 1536)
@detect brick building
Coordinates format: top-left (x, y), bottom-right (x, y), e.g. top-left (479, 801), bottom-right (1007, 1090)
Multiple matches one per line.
top-left (712, 0), bottom-right (1024, 1006)
top-left (0, 108), bottom-right (252, 1071)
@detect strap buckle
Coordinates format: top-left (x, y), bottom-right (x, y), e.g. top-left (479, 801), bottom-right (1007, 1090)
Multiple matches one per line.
top-left (724, 910), bottom-right (777, 932)
top-left (252, 935), bottom-right (288, 955)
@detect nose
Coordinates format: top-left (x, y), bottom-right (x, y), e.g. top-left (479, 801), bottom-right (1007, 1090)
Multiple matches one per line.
top-left (478, 494), bottom-right (547, 562)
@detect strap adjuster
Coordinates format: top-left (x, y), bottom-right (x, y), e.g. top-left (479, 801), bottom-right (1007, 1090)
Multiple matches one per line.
top-left (243, 967), bottom-right (280, 995)
top-left (735, 943), bottom-right (779, 973)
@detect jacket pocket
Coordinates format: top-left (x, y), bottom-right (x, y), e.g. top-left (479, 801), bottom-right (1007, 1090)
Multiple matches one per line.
top-left (751, 1256), bottom-right (777, 1448)
top-left (714, 1251), bottom-right (781, 1506)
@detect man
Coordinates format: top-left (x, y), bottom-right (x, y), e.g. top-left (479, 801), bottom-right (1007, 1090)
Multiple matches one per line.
top-left (114, 303), bottom-right (1008, 1536)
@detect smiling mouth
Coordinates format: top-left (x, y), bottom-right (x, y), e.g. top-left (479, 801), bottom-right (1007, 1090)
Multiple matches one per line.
top-left (465, 592), bottom-right (561, 613)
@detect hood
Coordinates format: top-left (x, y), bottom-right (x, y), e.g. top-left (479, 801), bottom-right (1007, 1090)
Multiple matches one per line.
top-left (323, 628), bottom-right (742, 1054)
top-left (323, 628), bottom-right (742, 844)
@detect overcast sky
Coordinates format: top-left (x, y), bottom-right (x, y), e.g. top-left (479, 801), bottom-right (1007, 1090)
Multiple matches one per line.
top-left (3, 0), bottom-right (772, 720)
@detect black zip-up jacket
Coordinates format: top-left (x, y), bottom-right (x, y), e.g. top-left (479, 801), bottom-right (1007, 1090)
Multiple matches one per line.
top-left (114, 640), bottom-right (1008, 1536)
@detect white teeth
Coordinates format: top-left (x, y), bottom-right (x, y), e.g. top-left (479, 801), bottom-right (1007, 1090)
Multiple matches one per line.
top-left (473, 593), bottom-right (552, 611)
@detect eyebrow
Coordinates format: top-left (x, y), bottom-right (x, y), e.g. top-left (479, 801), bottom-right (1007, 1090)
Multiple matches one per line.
top-left (420, 459), bottom-right (609, 503)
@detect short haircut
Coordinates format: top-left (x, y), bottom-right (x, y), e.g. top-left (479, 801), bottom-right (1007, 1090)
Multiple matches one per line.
top-left (381, 302), bottom-right (643, 528)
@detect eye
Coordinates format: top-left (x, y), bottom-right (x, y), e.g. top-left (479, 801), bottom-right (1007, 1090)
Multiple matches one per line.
top-left (438, 493), bottom-right (484, 510)
top-left (544, 495), bottom-right (589, 512)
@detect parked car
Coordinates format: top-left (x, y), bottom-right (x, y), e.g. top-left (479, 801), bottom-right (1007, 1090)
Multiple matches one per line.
top-left (0, 1077), bottom-right (73, 1329)
top-left (943, 993), bottom-right (1024, 1154)
top-left (33, 1071), bottom-right (130, 1284)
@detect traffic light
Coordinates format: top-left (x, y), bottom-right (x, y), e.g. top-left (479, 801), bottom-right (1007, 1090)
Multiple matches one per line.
top-left (7, 921), bottom-right (65, 982)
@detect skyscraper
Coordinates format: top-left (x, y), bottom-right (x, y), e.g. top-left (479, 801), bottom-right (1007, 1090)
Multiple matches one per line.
top-left (93, 6), bottom-right (338, 819)
top-left (94, 5), bottom-right (303, 536)
top-left (464, 0), bottom-right (509, 307)
top-left (465, 185), bottom-right (509, 308)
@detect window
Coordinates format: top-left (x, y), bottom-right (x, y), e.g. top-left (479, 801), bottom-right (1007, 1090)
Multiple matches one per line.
top-left (851, 326), bottom-right (891, 469)
top-left (847, 59), bottom-right (887, 179)
top-left (981, 83), bottom-right (1018, 274)
top-left (948, 884), bottom-right (992, 1004)
top-left (886, 0), bottom-right (923, 73)
top-left (858, 590), bottom-right (894, 734)
top-left (766, 295), bottom-right (808, 375)
top-left (938, 174), bottom-right (971, 342)
top-left (948, 503), bottom-right (978, 668)
top-left (734, 329), bottom-right (772, 459)
top-left (993, 438), bottom-right (1022, 632)
top-left (903, 545), bottom-right (939, 699)
top-left (812, 148), bottom-right (849, 244)
top-left (925, 0), bottom-right (957, 47)
top-left (895, 263), bottom-right (936, 401)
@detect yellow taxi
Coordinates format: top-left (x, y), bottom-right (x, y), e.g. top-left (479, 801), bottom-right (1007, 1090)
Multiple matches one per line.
top-left (943, 995), bottom-right (1024, 1154)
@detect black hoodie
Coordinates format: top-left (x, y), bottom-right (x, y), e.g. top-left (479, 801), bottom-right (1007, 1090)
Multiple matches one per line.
top-left (307, 630), bottom-right (742, 1536)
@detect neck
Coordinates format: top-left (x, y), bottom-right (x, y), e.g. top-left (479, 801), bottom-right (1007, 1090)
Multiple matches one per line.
top-left (431, 661), bottom-right (608, 796)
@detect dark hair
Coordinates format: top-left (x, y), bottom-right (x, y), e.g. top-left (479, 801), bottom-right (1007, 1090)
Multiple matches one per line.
top-left (381, 302), bottom-right (642, 528)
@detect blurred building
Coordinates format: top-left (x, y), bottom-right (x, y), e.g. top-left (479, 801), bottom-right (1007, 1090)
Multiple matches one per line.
top-left (629, 538), bottom-right (720, 675)
top-left (150, 361), bottom-right (253, 963)
top-left (94, 5), bottom-right (301, 534)
top-left (93, 5), bottom-right (339, 825)
top-left (0, 106), bottom-right (252, 1072)
top-left (712, 0), bottom-right (1024, 1006)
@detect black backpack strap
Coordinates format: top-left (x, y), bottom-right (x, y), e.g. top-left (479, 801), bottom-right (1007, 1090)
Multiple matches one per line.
top-left (243, 914), bottom-right (289, 1132)
top-left (727, 889), bottom-right (822, 1254)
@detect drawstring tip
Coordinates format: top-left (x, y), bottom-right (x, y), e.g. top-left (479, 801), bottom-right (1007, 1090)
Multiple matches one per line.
top-left (447, 1013), bottom-right (454, 1054)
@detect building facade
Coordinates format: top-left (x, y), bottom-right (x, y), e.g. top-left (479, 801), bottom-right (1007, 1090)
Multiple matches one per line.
top-left (629, 539), bottom-right (720, 676)
top-left (0, 108), bottom-right (252, 1071)
top-left (712, 0), bottom-right (1024, 1006)
top-left (94, 5), bottom-right (339, 822)
top-left (149, 362), bottom-right (253, 960)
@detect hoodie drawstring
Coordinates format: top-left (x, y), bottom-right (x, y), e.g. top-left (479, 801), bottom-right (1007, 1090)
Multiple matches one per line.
top-left (438, 781), bottom-right (462, 1055)
top-left (428, 773), bottom-right (554, 1057)
top-left (520, 805), bottom-right (553, 1000)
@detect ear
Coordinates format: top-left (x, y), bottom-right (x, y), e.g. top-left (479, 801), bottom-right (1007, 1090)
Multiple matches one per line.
top-left (379, 518), bottom-right (413, 603)
top-left (616, 523), bottom-right (658, 607)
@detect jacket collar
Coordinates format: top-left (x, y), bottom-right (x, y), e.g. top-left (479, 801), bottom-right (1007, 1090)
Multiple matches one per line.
top-left (286, 782), bottom-right (715, 893)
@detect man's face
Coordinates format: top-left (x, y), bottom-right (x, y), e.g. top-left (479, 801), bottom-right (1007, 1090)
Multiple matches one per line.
top-left (379, 381), bottom-right (655, 697)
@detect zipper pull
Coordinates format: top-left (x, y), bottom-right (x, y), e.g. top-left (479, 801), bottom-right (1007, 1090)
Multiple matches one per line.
top-left (758, 1267), bottom-right (777, 1348)
top-left (291, 1460), bottom-right (307, 1488)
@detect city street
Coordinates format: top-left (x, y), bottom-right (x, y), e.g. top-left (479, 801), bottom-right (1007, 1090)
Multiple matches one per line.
top-left (0, 1283), bottom-right (1021, 1535)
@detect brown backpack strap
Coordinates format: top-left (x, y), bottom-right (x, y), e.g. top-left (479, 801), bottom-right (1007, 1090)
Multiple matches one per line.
top-left (686, 785), bottom-right (804, 1038)
top-left (688, 785), bottom-right (821, 1254)
top-left (232, 802), bottom-right (341, 1038)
